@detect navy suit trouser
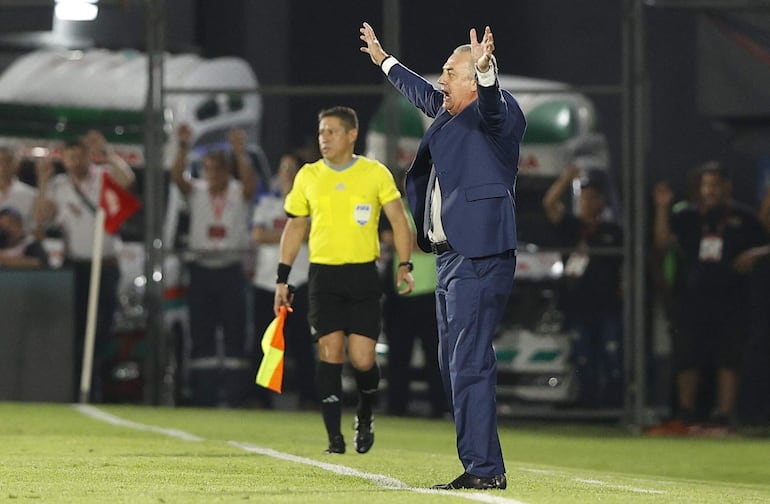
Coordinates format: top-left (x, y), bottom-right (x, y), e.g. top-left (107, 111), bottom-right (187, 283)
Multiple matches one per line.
top-left (435, 250), bottom-right (516, 477)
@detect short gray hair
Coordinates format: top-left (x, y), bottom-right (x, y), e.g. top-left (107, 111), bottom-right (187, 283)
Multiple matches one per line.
top-left (452, 44), bottom-right (475, 80)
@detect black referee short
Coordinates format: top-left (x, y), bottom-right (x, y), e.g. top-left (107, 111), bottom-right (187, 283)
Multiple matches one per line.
top-left (307, 261), bottom-right (382, 340)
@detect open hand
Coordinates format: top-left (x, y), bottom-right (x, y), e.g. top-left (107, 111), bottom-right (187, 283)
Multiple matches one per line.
top-left (35, 157), bottom-right (56, 187)
top-left (359, 22), bottom-right (389, 66)
top-left (177, 124), bottom-right (193, 145)
top-left (228, 128), bottom-right (248, 155)
top-left (653, 181), bottom-right (674, 209)
top-left (470, 26), bottom-right (495, 72)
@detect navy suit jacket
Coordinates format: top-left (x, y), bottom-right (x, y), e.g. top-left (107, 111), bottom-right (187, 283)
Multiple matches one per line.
top-left (387, 63), bottom-right (526, 258)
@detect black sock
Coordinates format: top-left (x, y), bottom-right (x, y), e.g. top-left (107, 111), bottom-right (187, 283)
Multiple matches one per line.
top-left (317, 361), bottom-right (343, 439)
top-left (354, 363), bottom-right (380, 419)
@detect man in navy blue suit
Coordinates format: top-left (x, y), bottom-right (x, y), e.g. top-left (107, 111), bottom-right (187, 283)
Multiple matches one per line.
top-left (361, 22), bottom-right (526, 490)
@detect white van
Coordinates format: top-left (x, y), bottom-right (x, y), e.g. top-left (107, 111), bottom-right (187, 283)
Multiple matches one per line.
top-left (366, 75), bottom-right (614, 405)
top-left (0, 48), bottom-right (265, 403)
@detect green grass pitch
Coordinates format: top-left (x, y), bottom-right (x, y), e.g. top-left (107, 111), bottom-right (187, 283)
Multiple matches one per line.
top-left (1, 402), bottom-right (768, 503)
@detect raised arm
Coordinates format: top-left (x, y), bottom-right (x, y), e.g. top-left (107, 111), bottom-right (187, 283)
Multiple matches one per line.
top-left (542, 164), bottom-right (580, 224)
top-left (34, 156), bottom-right (57, 226)
top-left (171, 124), bottom-right (193, 195)
top-left (228, 128), bottom-right (257, 200)
top-left (359, 22), bottom-right (390, 67)
top-left (653, 181), bottom-right (676, 251)
top-left (83, 130), bottom-right (135, 188)
top-left (470, 26), bottom-right (494, 73)
top-left (360, 21), bottom-right (444, 118)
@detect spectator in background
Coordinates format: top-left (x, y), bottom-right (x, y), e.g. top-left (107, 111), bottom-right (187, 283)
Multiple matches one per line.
top-left (0, 206), bottom-right (48, 268)
top-left (542, 164), bottom-right (623, 408)
top-left (652, 166), bottom-right (700, 422)
top-left (171, 124), bottom-right (257, 408)
top-left (0, 146), bottom-right (37, 232)
top-left (251, 152), bottom-right (316, 409)
top-left (653, 161), bottom-right (768, 428)
top-left (380, 171), bottom-right (447, 419)
top-left (35, 131), bottom-right (135, 401)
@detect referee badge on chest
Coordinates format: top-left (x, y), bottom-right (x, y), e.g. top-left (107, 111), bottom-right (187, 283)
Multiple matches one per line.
top-left (354, 203), bottom-right (372, 226)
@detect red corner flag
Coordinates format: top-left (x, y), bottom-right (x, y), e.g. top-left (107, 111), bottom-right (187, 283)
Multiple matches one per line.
top-left (100, 172), bottom-right (141, 234)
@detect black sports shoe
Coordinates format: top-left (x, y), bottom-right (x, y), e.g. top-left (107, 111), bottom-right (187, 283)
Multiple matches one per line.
top-left (432, 472), bottom-right (507, 490)
top-left (324, 434), bottom-right (345, 454)
top-left (353, 414), bottom-right (374, 454)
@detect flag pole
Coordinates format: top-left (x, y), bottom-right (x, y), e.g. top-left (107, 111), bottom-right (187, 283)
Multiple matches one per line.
top-left (79, 207), bottom-right (106, 404)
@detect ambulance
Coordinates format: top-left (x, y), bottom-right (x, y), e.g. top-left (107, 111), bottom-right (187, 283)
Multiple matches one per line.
top-left (366, 74), bottom-right (614, 406)
top-left (0, 48), bottom-right (265, 403)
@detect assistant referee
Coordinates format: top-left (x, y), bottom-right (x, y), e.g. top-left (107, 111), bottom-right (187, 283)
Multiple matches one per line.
top-left (274, 106), bottom-right (415, 455)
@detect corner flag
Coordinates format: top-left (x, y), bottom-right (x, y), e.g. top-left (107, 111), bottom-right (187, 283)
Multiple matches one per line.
top-left (80, 171), bottom-right (141, 403)
top-left (100, 172), bottom-right (141, 234)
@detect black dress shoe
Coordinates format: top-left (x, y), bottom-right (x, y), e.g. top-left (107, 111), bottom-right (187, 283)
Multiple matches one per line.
top-left (432, 472), bottom-right (507, 490)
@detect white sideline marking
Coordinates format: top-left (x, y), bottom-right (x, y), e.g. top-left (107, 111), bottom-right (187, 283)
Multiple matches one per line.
top-left (73, 405), bottom-right (529, 504)
top-left (230, 441), bottom-right (529, 504)
top-left (73, 404), bottom-right (204, 442)
top-left (518, 468), bottom-right (666, 495)
top-left (573, 478), bottom-right (665, 495)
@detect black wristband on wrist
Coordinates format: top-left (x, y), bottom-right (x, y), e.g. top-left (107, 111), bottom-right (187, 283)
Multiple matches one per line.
top-left (398, 260), bottom-right (413, 272)
top-left (379, 55), bottom-right (393, 68)
top-left (276, 262), bottom-right (291, 284)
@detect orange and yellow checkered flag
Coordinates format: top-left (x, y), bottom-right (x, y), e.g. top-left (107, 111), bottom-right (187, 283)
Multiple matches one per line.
top-left (255, 305), bottom-right (290, 393)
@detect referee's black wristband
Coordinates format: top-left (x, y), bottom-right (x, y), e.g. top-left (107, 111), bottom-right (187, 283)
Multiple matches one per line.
top-left (276, 263), bottom-right (291, 284)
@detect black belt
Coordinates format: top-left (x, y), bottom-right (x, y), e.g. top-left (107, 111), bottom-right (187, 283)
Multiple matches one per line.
top-left (430, 241), bottom-right (516, 259)
top-left (430, 241), bottom-right (453, 255)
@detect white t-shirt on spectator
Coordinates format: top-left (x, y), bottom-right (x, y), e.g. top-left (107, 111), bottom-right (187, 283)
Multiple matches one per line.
top-left (187, 178), bottom-right (250, 268)
top-left (251, 191), bottom-right (310, 290)
top-left (46, 165), bottom-right (120, 260)
top-left (0, 179), bottom-right (38, 231)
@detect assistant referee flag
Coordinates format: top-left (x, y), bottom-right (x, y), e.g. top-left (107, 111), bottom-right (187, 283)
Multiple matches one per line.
top-left (255, 305), bottom-right (290, 393)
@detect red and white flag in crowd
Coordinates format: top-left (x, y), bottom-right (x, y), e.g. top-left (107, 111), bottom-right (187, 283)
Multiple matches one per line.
top-left (100, 171), bottom-right (141, 234)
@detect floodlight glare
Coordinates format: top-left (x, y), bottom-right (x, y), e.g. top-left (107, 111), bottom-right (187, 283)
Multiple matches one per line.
top-left (55, 0), bottom-right (99, 22)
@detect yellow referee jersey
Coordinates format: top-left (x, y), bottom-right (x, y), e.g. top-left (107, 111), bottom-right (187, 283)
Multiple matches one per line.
top-left (284, 155), bottom-right (401, 265)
